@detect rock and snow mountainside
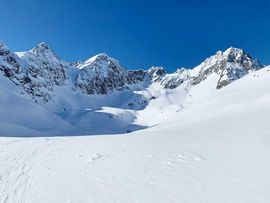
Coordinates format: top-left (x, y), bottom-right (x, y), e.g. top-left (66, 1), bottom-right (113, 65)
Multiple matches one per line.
top-left (1, 64), bottom-right (270, 203)
top-left (0, 41), bottom-right (266, 135)
top-left (1, 41), bottom-right (270, 202)
top-left (159, 47), bottom-right (263, 89)
top-left (2, 42), bottom-right (263, 103)
top-left (76, 53), bottom-right (137, 95)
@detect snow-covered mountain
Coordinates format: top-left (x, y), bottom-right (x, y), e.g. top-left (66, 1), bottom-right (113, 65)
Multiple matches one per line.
top-left (75, 53), bottom-right (138, 95)
top-left (1, 41), bottom-right (270, 202)
top-left (159, 47), bottom-right (263, 89)
top-left (1, 60), bottom-right (270, 203)
top-left (0, 41), bottom-right (266, 135)
top-left (2, 41), bottom-right (263, 103)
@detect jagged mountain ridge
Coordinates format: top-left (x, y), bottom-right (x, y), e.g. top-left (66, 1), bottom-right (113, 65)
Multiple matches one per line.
top-left (0, 41), bottom-right (264, 103)
top-left (0, 41), bottom-right (268, 136)
top-left (159, 48), bottom-right (263, 89)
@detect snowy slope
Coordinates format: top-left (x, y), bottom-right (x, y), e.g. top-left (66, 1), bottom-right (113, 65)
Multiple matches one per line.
top-left (0, 73), bottom-right (76, 136)
top-left (0, 66), bottom-right (270, 202)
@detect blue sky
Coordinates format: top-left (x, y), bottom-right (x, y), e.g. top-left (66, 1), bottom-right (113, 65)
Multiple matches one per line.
top-left (1, 0), bottom-right (269, 72)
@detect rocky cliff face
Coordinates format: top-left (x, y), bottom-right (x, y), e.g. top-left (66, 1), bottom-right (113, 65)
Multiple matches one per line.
top-left (15, 42), bottom-right (67, 102)
top-left (215, 48), bottom-right (262, 89)
top-left (75, 53), bottom-right (138, 94)
top-left (0, 42), bottom-right (29, 85)
top-left (159, 47), bottom-right (263, 89)
top-left (160, 68), bottom-right (190, 89)
top-left (22, 42), bottom-right (67, 86)
top-left (0, 41), bottom-right (264, 103)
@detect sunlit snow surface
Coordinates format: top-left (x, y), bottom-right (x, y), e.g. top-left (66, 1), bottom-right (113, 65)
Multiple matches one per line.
top-left (0, 67), bottom-right (270, 202)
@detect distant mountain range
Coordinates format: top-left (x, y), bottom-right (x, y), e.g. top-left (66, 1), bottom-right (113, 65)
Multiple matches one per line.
top-left (0, 41), bottom-right (264, 102)
top-left (0, 41), bottom-right (267, 136)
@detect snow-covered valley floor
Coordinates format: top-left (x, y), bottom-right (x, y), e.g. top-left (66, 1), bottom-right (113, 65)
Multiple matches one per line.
top-left (1, 68), bottom-right (270, 203)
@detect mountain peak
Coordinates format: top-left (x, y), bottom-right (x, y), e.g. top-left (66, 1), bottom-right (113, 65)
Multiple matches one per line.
top-left (85, 53), bottom-right (110, 63)
top-left (198, 47), bottom-right (261, 69)
top-left (78, 53), bottom-right (122, 71)
top-left (34, 42), bottom-right (50, 50)
top-left (224, 46), bottom-right (244, 53)
top-left (222, 47), bottom-right (261, 67)
top-left (31, 42), bottom-right (54, 54)
top-left (37, 42), bottom-right (49, 48)
top-left (0, 41), bottom-right (10, 54)
top-left (223, 47), bottom-right (246, 58)
top-left (29, 42), bottom-right (61, 61)
top-left (0, 41), bottom-right (6, 47)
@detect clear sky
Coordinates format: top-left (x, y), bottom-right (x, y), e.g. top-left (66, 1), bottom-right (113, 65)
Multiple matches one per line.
top-left (1, 0), bottom-right (269, 72)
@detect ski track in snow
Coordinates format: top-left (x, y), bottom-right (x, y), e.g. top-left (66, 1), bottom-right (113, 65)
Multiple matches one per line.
top-left (0, 128), bottom-right (270, 203)
top-left (0, 138), bottom-right (206, 202)
top-left (0, 139), bottom-right (42, 203)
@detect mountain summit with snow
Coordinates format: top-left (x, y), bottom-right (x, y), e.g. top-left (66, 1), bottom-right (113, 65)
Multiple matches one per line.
top-left (0, 41), bottom-right (267, 136)
top-left (3, 42), bottom-right (263, 101)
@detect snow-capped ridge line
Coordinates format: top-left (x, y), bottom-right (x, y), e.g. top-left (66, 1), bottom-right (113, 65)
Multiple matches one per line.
top-left (0, 40), bottom-right (270, 137)
top-left (0, 40), bottom-right (267, 103)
